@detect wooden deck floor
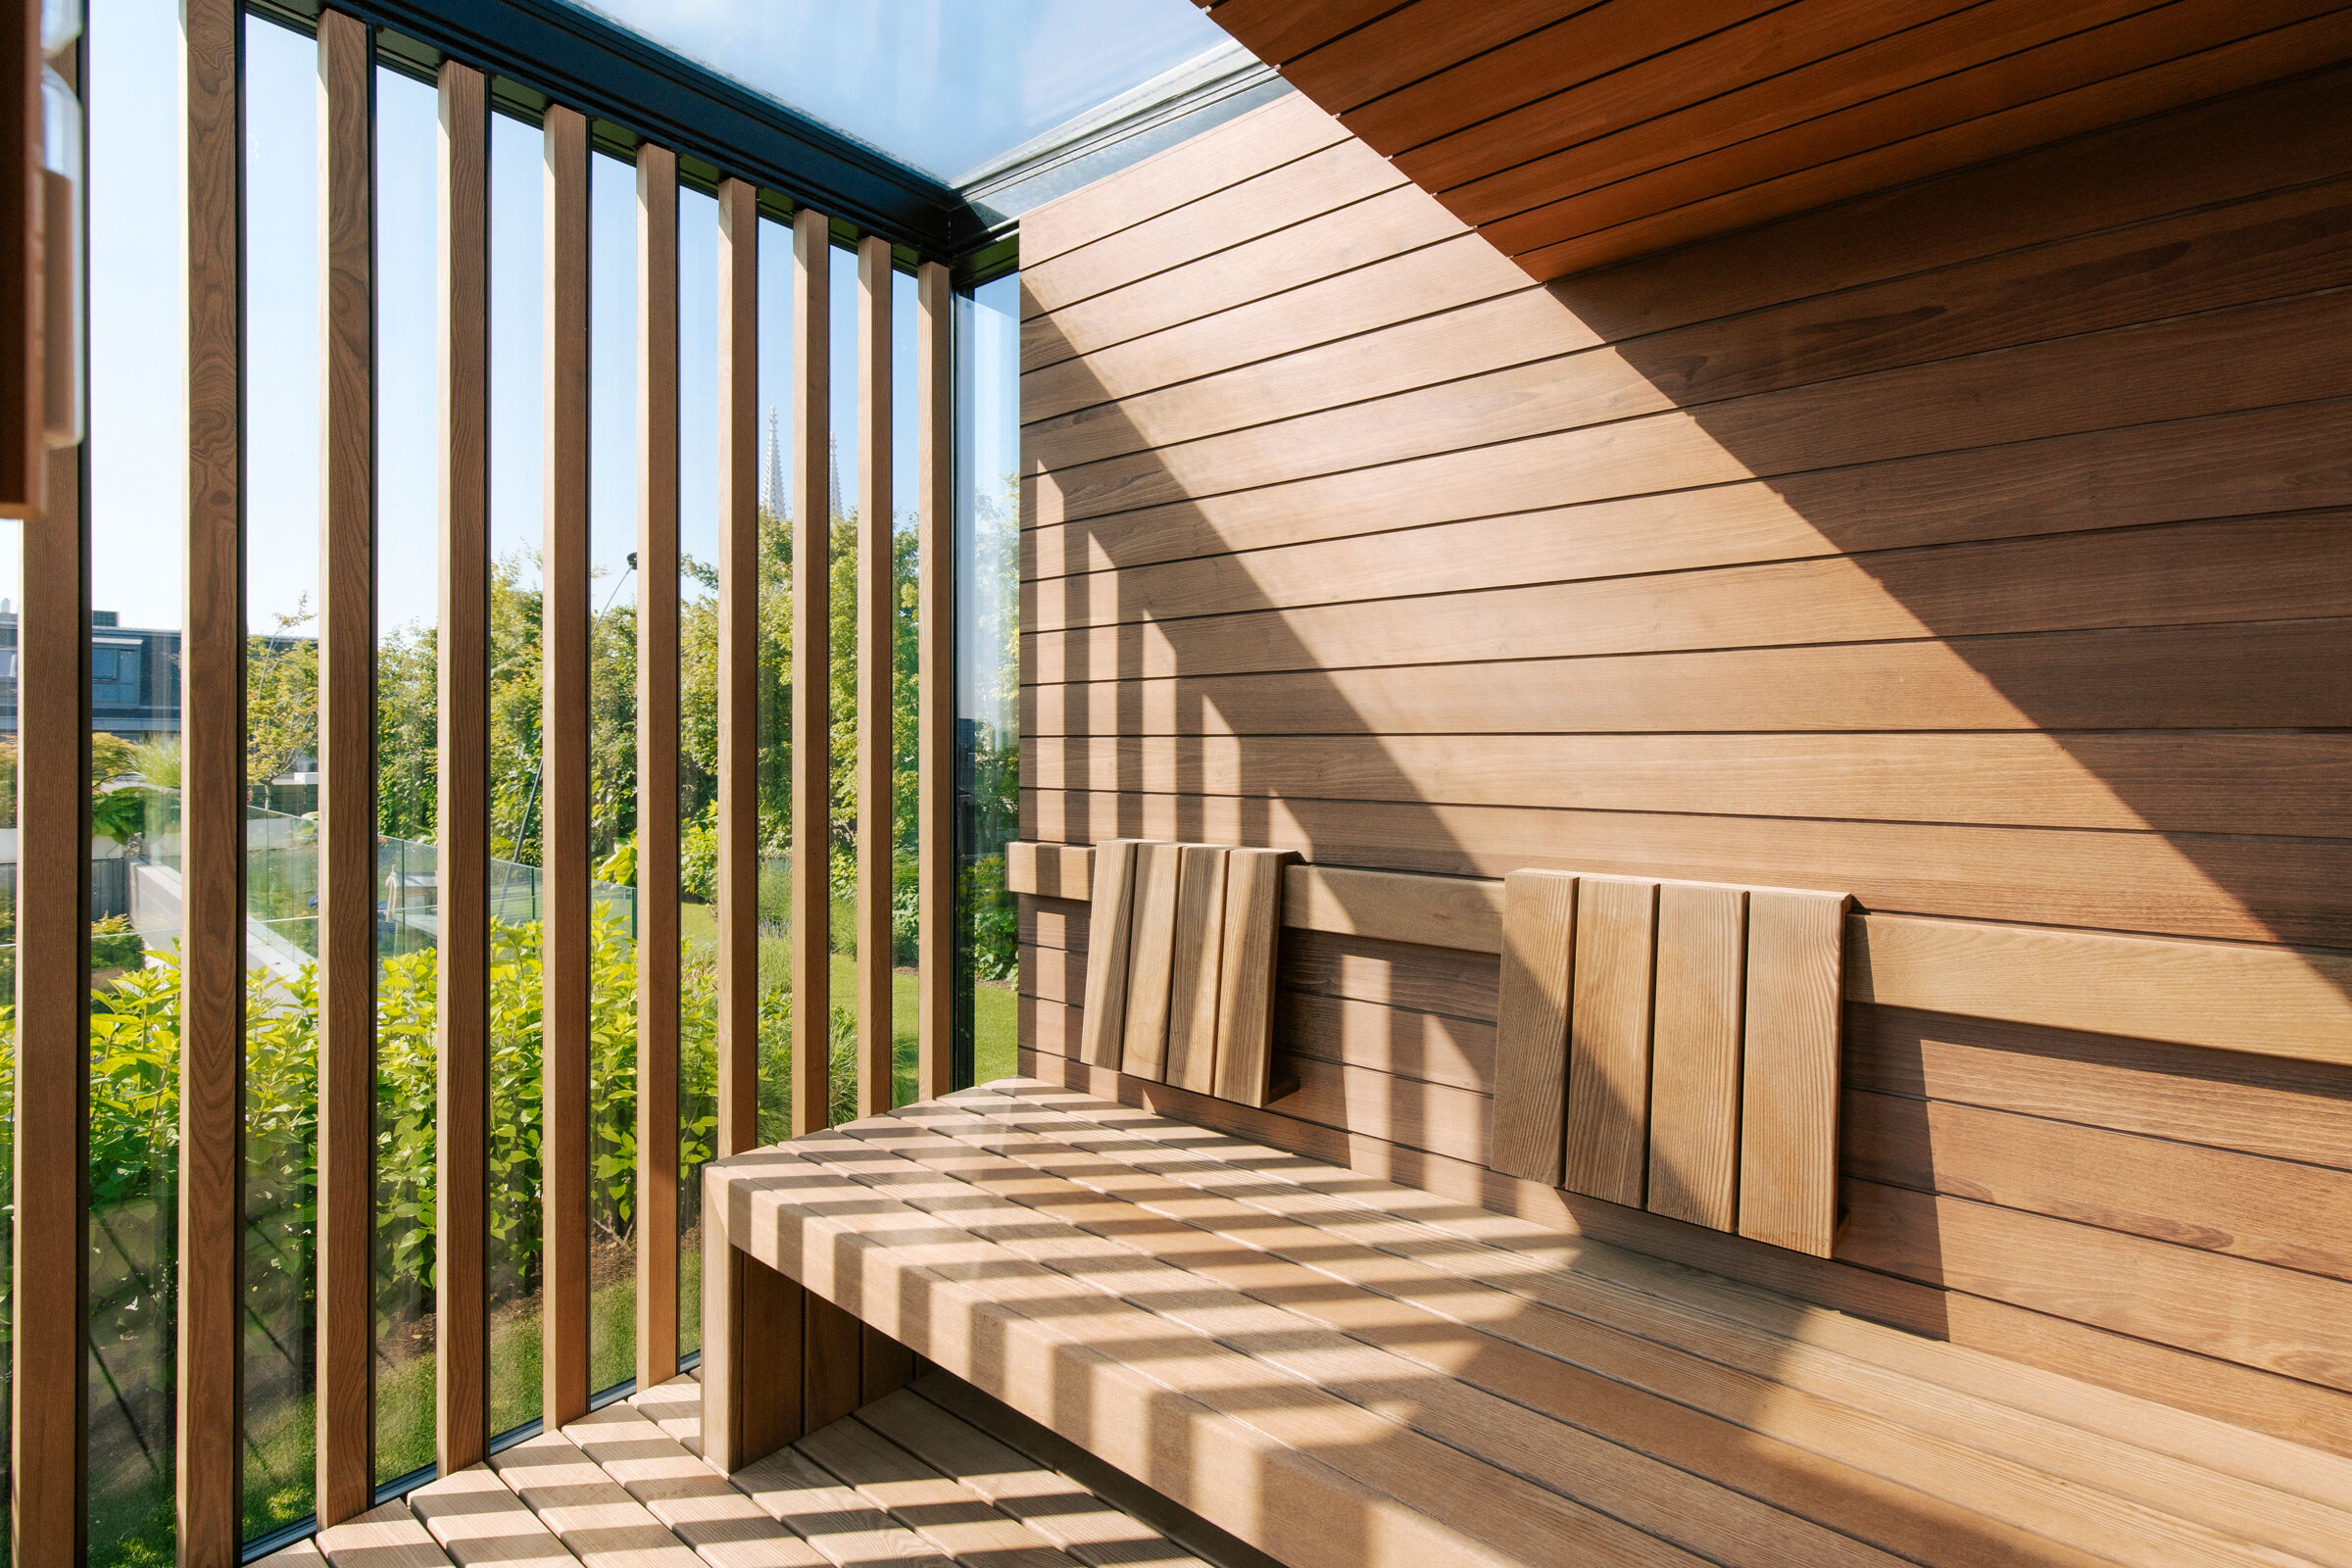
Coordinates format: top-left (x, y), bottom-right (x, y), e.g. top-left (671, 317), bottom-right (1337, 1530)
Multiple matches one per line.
top-left (265, 1372), bottom-right (1248, 1568)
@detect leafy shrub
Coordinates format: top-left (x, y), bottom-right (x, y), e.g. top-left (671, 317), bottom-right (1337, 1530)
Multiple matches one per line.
top-left (90, 914), bottom-right (143, 970)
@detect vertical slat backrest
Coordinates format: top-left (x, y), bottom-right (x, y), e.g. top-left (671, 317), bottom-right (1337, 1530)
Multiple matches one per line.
top-left (787, 205), bottom-right (832, 1137)
top-left (180, 0), bottom-right (247, 1557)
top-left (633, 139), bottom-right (682, 1390)
top-left (1163, 844), bottom-right (1230, 1094)
top-left (1120, 841), bottom-right (1185, 1080)
top-left (1212, 847), bottom-right (1291, 1107)
top-left (854, 232), bottom-right (894, 1116)
top-left (1562, 876), bottom-right (1658, 1207)
top-left (539, 98), bottom-right (593, 1434)
top-left (433, 55), bottom-right (491, 1478)
top-left (1646, 884), bottom-right (1746, 1232)
top-left (1491, 870), bottom-right (1578, 1186)
top-left (1739, 890), bottom-right (1851, 1256)
top-left (313, 7), bottom-right (374, 1521)
top-left (1078, 839), bottom-right (1142, 1066)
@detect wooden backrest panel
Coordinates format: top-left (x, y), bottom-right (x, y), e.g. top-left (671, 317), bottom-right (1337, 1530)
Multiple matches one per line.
top-left (1076, 840), bottom-right (1140, 1068)
top-left (1492, 867), bottom-right (1849, 1254)
top-left (1212, 847), bottom-right (1294, 1107)
top-left (1119, 841), bottom-right (1184, 1081)
top-left (1164, 845), bottom-right (1230, 1093)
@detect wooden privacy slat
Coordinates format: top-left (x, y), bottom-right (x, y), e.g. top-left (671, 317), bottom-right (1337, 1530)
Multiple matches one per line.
top-left (1119, 842), bottom-right (1184, 1080)
top-left (715, 176), bottom-right (759, 1155)
top-left (1077, 840), bottom-right (1141, 1067)
top-left (789, 205), bottom-right (832, 1136)
top-left (1562, 876), bottom-right (1658, 1207)
top-left (434, 57), bottom-right (491, 1475)
top-left (915, 262), bottom-right (954, 1102)
top-left (1739, 890), bottom-right (1851, 1256)
top-left (1646, 885), bottom-right (1747, 1232)
top-left (1212, 848), bottom-right (1291, 1107)
top-left (14, 433), bottom-right (87, 1562)
top-left (540, 99), bottom-right (593, 1430)
top-left (1164, 845), bottom-right (1229, 1095)
top-left (315, 6), bottom-right (374, 1524)
top-left (181, 0), bottom-right (246, 1558)
top-left (855, 232), bottom-right (894, 1117)
top-left (635, 139), bottom-right (682, 1389)
top-left (1489, 870), bottom-right (1577, 1186)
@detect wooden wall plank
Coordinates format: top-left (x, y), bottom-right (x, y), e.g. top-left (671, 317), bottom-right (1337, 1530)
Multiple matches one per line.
top-left (1118, 841), bottom-right (1183, 1081)
top-left (1077, 840), bottom-right (1141, 1067)
top-left (1740, 891), bottom-right (1850, 1257)
top-left (180, 0), bottom-right (247, 1555)
top-left (1561, 876), bottom-right (1658, 1207)
top-left (715, 178), bottom-right (760, 1154)
top-left (313, 7), bottom-right (375, 1522)
top-left (1646, 885), bottom-right (1746, 1232)
top-left (855, 232), bottom-right (894, 1117)
top-left (1486, 870), bottom-right (1575, 1186)
top-left (789, 206), bottom-right (833, 1137)
top-left (433, 56), bottom-right (491, 1477)
top-left (634, 139), bottom-right (682, 1390)
top-left (804, 1295), bottom-right (863, 1431)
top-left (1212, 849), bottom-right (1290, 1107)
top-left (14, 415), bottom-right (88, 1566)
top-left (1164, 845), bottom-right (1229, 1094)
top-left (915, 261), bottom-right (955, 1102)
top-left (540, 100), bottom-right (593, 1431)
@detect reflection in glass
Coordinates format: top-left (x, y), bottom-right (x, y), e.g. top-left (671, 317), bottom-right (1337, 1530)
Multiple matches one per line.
top-left (956, 273), bottom-right (1020, 1089)
top-left (373, 62), bottom-right (440, 1484)
top-left (241, 14), bottom-right (320, 1540)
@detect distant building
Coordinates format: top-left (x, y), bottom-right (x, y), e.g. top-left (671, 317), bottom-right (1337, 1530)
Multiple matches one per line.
top-left (0, 607), bottom-right (310, 746)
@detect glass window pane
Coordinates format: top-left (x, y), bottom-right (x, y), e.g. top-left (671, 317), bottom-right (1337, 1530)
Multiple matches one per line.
top-left (486, 105), bottom-right (546, 1441)
top-left (825, 241), bottom-right (853, 1125)
top-left (242, 13), bottom-right (321, 1541)
top-left (586, 148), bottom-right (639, 1398)
top-left (956, 273), bottom-right (1019, 1089)
top-left (373, 60), bottom-right (440, 1485)
top-left (86, 0), bottom-right (184, 1555)
top-left (675, 185), bottom-right (718, 1361)
top-left (753, 214), bottom-right (793, 1147)
top-left (889, 264), bottom-right (916, 1107)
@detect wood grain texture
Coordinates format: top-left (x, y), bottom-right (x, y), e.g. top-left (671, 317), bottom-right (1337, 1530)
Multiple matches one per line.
top-left (1077, 840), bottom-right (1141, 1067)
top-left (1489, 870), bottom-right (1576, 1186)
top-left (855, 232), bottom-right (894, 1117)
top-left (802, 1293), bottom-right (863, 1433)
top-left (700, 1168), bottom-right (805, 1472)
top-left (634, 139), bottom-right (681, 1390)
top-left (1646, 885), bottom-right (1746, 1232)
top-left (1211, 849), bottom-right (1290, 1107)
top-left (1164, 844), bottom-right (1229, 1094)
top-left (433, 56), bottom-right (491, 1476)
top-left (1561, 876), bottom-right (1658, 1207)
top-left (1118, 841), bottom-right (1184, 1080)
top-left (13, 439), bottom-right (87, 1565)
top-left (915, 262), bottom-right (955, 1102)
top-left (0, 0), bottom-right (36, 516)
top-left (715, 178), bottom-right (759, 1154)
top-left (1740, 890), bottom-right (1850, 1257)
top-left (789, 206), bottom-right (832, 1137)
top-left (314, 7), bottom-right (375, 1521)
top-left (540, 100), bottom-right (593, 1431)
top-left (180, 0), bottom-right (247, 1556)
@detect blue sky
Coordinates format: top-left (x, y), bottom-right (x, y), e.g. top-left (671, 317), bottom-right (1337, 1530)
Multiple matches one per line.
top-left (88, 0), bottom-right (1016, 640)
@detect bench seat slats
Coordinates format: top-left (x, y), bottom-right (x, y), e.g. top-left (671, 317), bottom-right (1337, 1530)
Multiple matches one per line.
top-left (710, 1084), bottom-right (2352, 1568)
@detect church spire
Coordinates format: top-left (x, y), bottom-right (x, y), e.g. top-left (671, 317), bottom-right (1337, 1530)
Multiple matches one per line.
top-left (829, 432), bottom-right (843, 520)
top-left (761, 404), bottom-right (785, 517)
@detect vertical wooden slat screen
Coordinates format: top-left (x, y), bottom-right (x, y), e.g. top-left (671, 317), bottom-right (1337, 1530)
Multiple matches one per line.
top-left (788, 205), bottom-right (830, 1137)
top-left (539, 100), bottom-right (592, 1433)
top-left (634, 140), bottom-right (682, 1390)
top-left (181, 0), bottom-right (247, 1558)
top-left (913, 260), bottom-right (952, 1102)
top-left (1491, 870), bottom-right (1578, 1187)
top-left (314, 6), bottom-right (375, 1522)
top-left (714, 176), bottom-right (758, 1157)
top-left (854, 231), bottom-right (892, 1118)
top-left (433, 56), bottom-right (491, 1477)
top-left (0, 0), bottom-right (37, 515)
top-left (14, 432), bottom-right (88, 1566)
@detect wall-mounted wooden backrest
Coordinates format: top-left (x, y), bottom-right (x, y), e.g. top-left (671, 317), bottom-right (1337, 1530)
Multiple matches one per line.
top-left (1492, 870), bottom-right (1849, 1255)
top-left (1078, 839), bottom-right (1295, 1106)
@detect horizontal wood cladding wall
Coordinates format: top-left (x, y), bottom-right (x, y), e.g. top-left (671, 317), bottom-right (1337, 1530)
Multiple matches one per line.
top-left (1016, 75), bottom-right (2352, 1444)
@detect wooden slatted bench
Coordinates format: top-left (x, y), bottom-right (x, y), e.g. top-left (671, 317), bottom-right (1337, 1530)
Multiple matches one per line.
top-left (702, 1080), bottom-right (2352, 1568)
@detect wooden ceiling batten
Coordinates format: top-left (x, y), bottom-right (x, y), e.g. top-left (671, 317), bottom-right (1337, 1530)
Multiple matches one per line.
top-left (1203, 0), bottom-right (2352, 278)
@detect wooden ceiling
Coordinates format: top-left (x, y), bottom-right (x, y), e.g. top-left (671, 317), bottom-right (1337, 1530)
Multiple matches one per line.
top-left (1199, 0), bottom-right (2352, 278)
